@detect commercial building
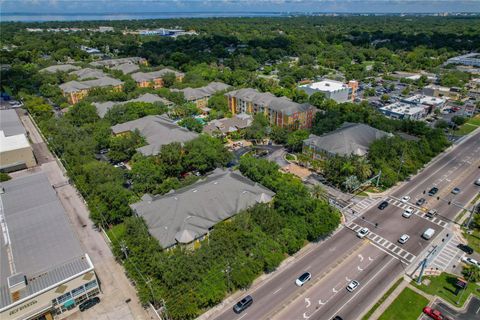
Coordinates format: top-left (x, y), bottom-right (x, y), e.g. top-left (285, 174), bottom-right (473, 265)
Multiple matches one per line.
top-left (131, 168), bottom-right (275, 249)
top-left (422, 84), bottom-right (460, 100)
top-left (111, 115), bottom-right (198, 156)
top-left (93, 93), bottom-right (173, 118)
top-left (131, 68), bottom-right (185, 89)
top-left (446, 53), bottom-right (480, 67)
top-left (59, 77), bottom-right (124, 104)
top-left (297, 79), bottom-right (358, 103)
top-left (379, 102), bottom-right (426, 120)
top-left (171, 82), bottom-right (230, 109)
top-left (303, 122), bottom-right (390, 158)
top-left (226, 88), bottom-right (316, 129)
top-left (0, 110), bottom-right (36, 172)
top-left (0, 173), bottom-right (99, 320)
top-left (402, 94), bottom-right (447, 114)
top-left (203, 113), bottom-right (253, 136)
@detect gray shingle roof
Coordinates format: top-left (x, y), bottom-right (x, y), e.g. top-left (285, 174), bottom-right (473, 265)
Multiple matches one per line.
top-left (226, 88), bottom-right (314, 115)
top-left (111, 62), bottom-right (140, 74)
top-left (39, 64), bottom-right (80, 73)
top-left (90, 57), bottom-right (146, 68)
top-left (93, 93), bottom-right (173, 117)
top-left (303, 122), bottom-right (391, 156)
top-left (60, 76), bottom-right (123, 93)
top-left (0, 110), bottom-right (26, 137)
top-left (203, 113), bottom-right (253, 135)
top-left (131, 68), bottom-right (185, 83)
top-left (69, 67), bottom-right (107, 80)
top-left (173, 82), bottom-right (230, 101)
top-left (131, 169), bottom-right (275, 249)
top-left (0, 173), bottom-right (89, 309)
top-left (111, 115), bottom-right (198, 156)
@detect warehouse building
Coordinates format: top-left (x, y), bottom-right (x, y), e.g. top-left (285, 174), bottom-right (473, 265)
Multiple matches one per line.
top-left (0, 110), bottom-right (36, 172)
top-left (0, 173), bottom-right (99, 320)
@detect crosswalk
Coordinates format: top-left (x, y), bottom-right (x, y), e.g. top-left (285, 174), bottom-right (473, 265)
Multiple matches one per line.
top-left (348, 197), bottom-right (381, 214)
top-left (427, 233), bottom-right (464, 272)
top-left (347, 222), bottom-right (416, 263)
top-left (386, 197), bottom-right (449, 228)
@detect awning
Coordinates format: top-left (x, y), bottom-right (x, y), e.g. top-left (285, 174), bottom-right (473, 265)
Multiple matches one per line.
top-left (63, 299), bottom-right (75, 308)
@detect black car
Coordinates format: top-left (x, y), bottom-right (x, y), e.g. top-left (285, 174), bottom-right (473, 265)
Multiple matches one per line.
top-left (378, 201), bottom-right (389, 210)
top-left (233, 295), bottom-right (253, 314)
top-left (416, 198), bottom-right (426, 206)
top-left (79, 297), bottom-right (100, 312)
top-left (428, 187), bottom-right (439, 196)
top-left (458, 244), bottom-right (474, 255)
top-left (332, 317), bottom-right (344, 320)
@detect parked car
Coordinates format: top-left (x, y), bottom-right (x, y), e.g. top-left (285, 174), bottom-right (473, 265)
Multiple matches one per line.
top-left (426, 209), bottom-right (438, 218)
top-left (428, 187), bottom-right (439, 196)
top-left (233, 295), bottom-right (253, 313)
top-left (79, 297), bottom-right (100, 312)
top-left (402, 207), bottom-right (414, 218)
top-left (332, 317), bottom-right (344, 320)
top-left (422, 228), bottom-right (435, 240)
top-left (457, 244), bottom-right (474, 255)
top-left (423, 306), bottom-right (450, 320)
top-left (451, 187), bottom-right (461, 195)
top-left (474, 178), bottom-right (480, 186)
top-left (401, 195), bottom-right (411, 203)
top-left (357, 227), bottom-right (370, 239)
top-left (461, 256), bottom-right (479, 267)
top-left (346, 280), bottom-right (360, 292)
top-left (398, 234), bottom-right (410, 244)
top-left (416, 198), bottom-right (426, 206)
top-left (378, 201), bottom-right (389, 210)
top-left (295, 272), bottom-right (312, 286)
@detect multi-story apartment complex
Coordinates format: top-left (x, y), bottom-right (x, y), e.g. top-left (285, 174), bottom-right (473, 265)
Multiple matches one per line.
top-left (131, 68), bottom-right (185, 89)
top-left (59, 77), bottom-right (124, 104)
top-left (171, 82), bottom-right (230, 109)
top-left (226, 88), bottom-right (316, 129)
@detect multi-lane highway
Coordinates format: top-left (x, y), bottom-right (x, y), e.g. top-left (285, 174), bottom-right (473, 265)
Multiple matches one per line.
top-left (208, 128), bottom-right (480, 320)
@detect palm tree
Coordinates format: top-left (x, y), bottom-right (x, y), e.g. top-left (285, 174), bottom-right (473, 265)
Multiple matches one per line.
top-left (355, 157), bottom-right (373, 181)
top-left (311, 184), bottom-right (327, 200)
top-left (340, 161), bottom-right (355, 175)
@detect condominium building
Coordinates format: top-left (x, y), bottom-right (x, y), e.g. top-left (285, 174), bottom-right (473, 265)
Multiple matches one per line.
top-left (131, 68), bottom-right (185, 89)
top-left (59, 77), bottom-right (124, 104)
top-left (171, 82), bottom-right (230, 109)
top-left (226, 88), bottom-right (316, 129)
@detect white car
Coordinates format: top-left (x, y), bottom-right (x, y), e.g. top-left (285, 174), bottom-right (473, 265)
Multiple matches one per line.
top-left (295, 272), bottom-right (312, 286)
top-left (401, 196), bottom-right (411, 203)
top-left (398, 234), bottom-right (410, 244)
top-left (461, 257), bottom-right (479, 267)
top-left (357, 227), bottom-right (370, 239)
top-left (402, 207), bottom-right (414, 218)
top-left (346, 280), bottom-right (360, 292)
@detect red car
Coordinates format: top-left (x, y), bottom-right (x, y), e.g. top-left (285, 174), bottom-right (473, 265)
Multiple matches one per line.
top-left (423, 307), bottom-right (450, 320)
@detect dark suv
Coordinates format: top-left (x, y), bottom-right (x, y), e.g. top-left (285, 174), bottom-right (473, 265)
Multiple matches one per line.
top-left (416, 198), bottom-right (426, 206)
top-left (378, 201), bottom-right (389, 210)
top-left (428, 187), bottom-right (439, 196)
top-left (233, 295), bottom-right (253, 314)
top-left (458, 244), bottom-right (474, 255)
top-left (79, 297), bottom-right (100, 312)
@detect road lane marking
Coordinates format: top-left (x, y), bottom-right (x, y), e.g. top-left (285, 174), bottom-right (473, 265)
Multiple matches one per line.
top-left (237, 312), bottom-right (248, 320)
top-left (368, 256), bottom-right (374, 261)
top-left (346, 277), bottom-right (351, 281)
top-left (357, 266), bottom-right (363, 271)
top-left (303, 312), bottom-right (310, 319)
top-left (324, 257), bottom-right (396, 320)
top-left (332, 287), bottom-right (338, 293)
top-left (272, 287), bottom-right (282, 295)
top-left (358, 254), bottom-right (364, 262)
top-left (318, 300), bottom-right (325, 305)
top-left (304, 298), bottom-right (311, 308)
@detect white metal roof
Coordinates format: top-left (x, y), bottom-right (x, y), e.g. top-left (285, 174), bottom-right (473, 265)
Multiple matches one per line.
top-left (299, 80), bottom-right (347, 92)
top-left (0, 131), bottom-right (30, 152)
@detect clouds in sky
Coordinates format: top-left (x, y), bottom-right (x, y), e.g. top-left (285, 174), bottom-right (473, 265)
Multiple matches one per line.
top-left (1, 0), bottom-right (479, 14)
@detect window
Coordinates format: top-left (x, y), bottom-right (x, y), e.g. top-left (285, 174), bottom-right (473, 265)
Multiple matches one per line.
top-left (85, 279), bottom-right (98, 291)
top-left (56, 292), bottom-right (72, 304)
top-left (71, 286), bottom-right (85, 297)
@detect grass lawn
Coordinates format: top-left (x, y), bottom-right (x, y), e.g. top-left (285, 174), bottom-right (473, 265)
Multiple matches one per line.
top-left (455, 115), bottom-right (480, 136)
top-left (467, 115), bottom-right (480, 126)
top-left (362, 278), bottom-right (403, 320)
top-left (378, 287), bottom-right (428, 320)
top-left (464, 228), bottom-right (480, 253)
top-left (412, 272), bottom-right (480, 307)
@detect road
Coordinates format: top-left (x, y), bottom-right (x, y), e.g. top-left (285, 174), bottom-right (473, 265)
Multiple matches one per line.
top-left (208, 128), bottom-right (480, 320)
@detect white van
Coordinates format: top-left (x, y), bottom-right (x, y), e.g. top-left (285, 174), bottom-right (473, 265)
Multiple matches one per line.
top-left (422, 228), bottom-right (435, 240)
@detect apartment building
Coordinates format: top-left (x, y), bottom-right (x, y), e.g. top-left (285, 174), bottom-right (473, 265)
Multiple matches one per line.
top-left (171, 82), bottom-right (230, 109)
top-left (226, 88), bottom-right (316, 129)
top-left (59, 77), bottom-right (124, 104)
top-left (131, 68), bottom-right (185, 89)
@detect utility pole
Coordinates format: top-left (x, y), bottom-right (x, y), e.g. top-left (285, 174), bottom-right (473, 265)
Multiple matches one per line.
top-left (466, 202), bottom-right (479, 230)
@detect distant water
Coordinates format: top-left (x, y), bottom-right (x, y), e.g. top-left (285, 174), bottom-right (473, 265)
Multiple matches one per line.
top-left (0, 12), bottom-right (291, 22)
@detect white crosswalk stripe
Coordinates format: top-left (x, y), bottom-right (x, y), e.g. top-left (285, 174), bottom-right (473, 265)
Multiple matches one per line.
top-left (386, 197), bottom-right (449, 228)
top-left (346, 222), bottom-right (416, 263)
top-left (428, 233), bottom-right (464, 272)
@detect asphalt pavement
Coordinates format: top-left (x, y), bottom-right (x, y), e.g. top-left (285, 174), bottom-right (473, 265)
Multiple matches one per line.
top-left (429, 296), bottom-right (480, 320)
top-left (207, 128), bottom-right (480, 320)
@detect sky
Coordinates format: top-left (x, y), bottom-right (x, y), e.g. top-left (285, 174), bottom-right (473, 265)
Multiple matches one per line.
top-left (0, 0), bottom-right (479, 14)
